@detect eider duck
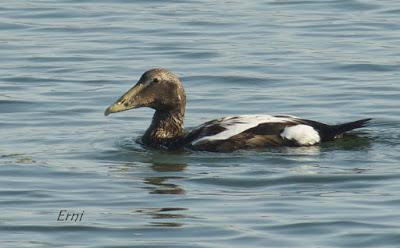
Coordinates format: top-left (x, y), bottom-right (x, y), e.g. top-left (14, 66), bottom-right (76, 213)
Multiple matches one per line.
top-left (105, 68), bottom-right (371, 152)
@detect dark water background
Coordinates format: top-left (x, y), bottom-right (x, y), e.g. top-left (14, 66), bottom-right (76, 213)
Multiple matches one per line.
top-left (1, 1), bottom-right (400, 247)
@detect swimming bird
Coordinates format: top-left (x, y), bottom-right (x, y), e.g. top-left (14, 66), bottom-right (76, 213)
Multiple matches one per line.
top-left (105, 68), bottom-right (371, 152)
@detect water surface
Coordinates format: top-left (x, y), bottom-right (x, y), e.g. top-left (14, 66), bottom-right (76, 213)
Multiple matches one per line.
top-left (1, 0), bottom-right (400, 247)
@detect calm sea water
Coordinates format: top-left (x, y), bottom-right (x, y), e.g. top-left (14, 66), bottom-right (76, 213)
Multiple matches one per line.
top-left (1, 0), bottom-right (400, 247)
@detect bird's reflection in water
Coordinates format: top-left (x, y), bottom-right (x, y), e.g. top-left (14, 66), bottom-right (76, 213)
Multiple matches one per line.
top-left (144, 176), bottom-right (185, 195)
top-left (143, 163), bottom-right (187, 195)
top-left (151, 163), bottom-right (187, 173)
top-left (321, 133), bottom-right (372, 151)
top-left (107, 143), bottom-right (191, 227)
top-left (136, 207), bottom-right (188, 227)
top-left (141, 162), bottom-right (189, 227)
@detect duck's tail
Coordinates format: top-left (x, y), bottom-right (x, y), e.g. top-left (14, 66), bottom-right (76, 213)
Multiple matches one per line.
top-left (330, 118), bottom-right (372, 138)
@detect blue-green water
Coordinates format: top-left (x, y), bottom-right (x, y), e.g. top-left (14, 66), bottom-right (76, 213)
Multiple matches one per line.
top-left (1, 1), bottom-right (400, 247)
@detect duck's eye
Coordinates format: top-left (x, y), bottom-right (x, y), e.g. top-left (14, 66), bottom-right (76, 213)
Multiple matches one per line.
top-left (152, 78), bottom-right (160, 83)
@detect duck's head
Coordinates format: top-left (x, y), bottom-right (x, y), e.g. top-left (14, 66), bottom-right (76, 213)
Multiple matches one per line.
top-left (105, 68), bottom-right (186, 116)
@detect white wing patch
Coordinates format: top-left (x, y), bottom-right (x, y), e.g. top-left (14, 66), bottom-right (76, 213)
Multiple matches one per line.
top-left (280, 124), bottom-right (320, 145)
top-left (192, 115), bottom-right (297, 145)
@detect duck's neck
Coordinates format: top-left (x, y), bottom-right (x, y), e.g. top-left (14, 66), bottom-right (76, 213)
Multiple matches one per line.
top-left (142, 108), bottom-right (185, 149)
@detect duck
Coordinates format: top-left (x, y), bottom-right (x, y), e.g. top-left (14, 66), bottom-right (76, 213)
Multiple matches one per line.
top-left (105, 68), bottom-right (371, 152)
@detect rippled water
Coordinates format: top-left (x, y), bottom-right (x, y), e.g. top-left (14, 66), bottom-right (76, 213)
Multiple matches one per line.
top-left (1, 0), bottom-right (400, 247)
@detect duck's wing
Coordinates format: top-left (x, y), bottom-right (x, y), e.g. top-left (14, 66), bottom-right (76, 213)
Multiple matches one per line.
top-left (183, 115), bottom-right (371, 152)
top-left (183, 115), bottom-right (317, 151)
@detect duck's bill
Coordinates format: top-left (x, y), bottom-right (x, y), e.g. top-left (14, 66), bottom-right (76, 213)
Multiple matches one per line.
top-left (104, 83), bottom-right (143, 116)
top-left (104, 103), bottom-right (130, 116)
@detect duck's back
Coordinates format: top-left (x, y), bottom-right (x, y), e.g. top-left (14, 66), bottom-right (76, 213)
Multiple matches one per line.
top-left (183, 115), bottom-right (370, 152)
top-left (183, 115), bottom-right (314, 152)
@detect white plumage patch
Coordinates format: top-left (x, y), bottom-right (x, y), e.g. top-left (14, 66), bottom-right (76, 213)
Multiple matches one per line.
top-left (192, 115), bottom-right (297, 145)
top-left (280, 124), bottom-right (320, 146)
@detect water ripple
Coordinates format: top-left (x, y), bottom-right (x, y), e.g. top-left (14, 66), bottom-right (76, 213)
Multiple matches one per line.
top-left (1, 0), bottom-right (400, 247)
